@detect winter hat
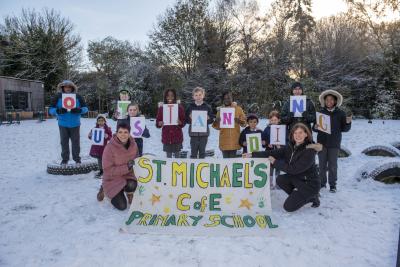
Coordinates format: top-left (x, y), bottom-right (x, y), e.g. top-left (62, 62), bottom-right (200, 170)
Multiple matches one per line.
top-left (58, 80), bottom-right (77, 93)
top-left (291, 82), bottom-right (304, 90)
top-left (118, 86), bottom-right (132, 97)
top-left (246, 113), bottom-right (259, 122)
top-left (96, 114), bottom-right (107, 122)
top-left (319, 89), bottom-right (343, 107)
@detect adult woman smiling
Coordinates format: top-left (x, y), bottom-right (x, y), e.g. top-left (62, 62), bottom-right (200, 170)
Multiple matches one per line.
top-left (101, 121), bottom-right (138, 210)
top-left (244, 123), bottom-right (322, 212)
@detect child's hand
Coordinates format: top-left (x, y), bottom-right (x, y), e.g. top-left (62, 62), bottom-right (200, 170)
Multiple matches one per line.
top-left (268, 156), bottom-right (276, 164)
top-left (177, 119), bottom-right (181, 125)
top-left (105, 134), bottom-right (109, 139)
top-left (114, 111), bottom-right (120, 118)
top-left (158, 121), bottom-right (164, 127)
top-left (242, 153), bottom-right (252, 158)
top-left (276, 145), bottom-right (281, 149)
top-left (262, 140), bottom-right (266, 145)
top-left (346, 116), bottom-right (352, 124)
top-left (243, 141), bottom-right (247, 146)
top-left (268, 144), bottom-right (273, 148)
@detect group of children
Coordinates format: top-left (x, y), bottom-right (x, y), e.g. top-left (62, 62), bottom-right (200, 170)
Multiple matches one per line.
top-left (52, 80), bottom-right (351, 212)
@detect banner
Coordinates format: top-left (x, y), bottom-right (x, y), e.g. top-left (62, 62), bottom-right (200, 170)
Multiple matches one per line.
top-left (117, 101), bottom-right (131, 119)
top-left (316, 112), bottom-right (331, 134)
top-left (290, 96), bottom-right (306, 117)
top-left (123, 156), bottom-right (277, 235)
top-left (246, 133), bottom-right (262, 153)
top-left (62, 94), bottom-right (76, 111)
top-left (163, 104), bottom-right (179, 126)
top-left (270, 125), bottom-right (286, 145)
top-left (220, 107), bottom-right (235, 128)
top-left (130, 117), bottom-right (146, 138)
top-left (191, 110), bottom-right (207, 133)
top-left (91, 128), bottom-right (104, 146)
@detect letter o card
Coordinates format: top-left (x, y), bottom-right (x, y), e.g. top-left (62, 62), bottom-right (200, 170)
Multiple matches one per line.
top-left (92, 128), bottom-right (105, 146)
top-left (270, 125), bottom-right (286, 145)
top-left (130, 117), bottom-right (146, 138)
top-left (220, 108), bottom-right (235, 128)
top-left (62, 94), bottom-right (76, 110)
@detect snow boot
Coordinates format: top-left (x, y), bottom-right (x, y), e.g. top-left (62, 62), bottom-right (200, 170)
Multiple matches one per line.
top-left (97, 186), bottom-right (104, 202)
top-left (329, 186), bottom-right (337, 193)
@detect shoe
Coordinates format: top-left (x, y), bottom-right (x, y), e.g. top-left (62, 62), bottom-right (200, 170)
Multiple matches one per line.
top-left (320, 184), bottom-right (326, 189)
top-left (75, 160), bottom-right (81, 166)
top-left (97, 186), bottom-right (104, 201)
top-left (60, 160), bottom-right (68, 166)
top-left (310, 196), bottom-right (320, 208)
top-left (329, 186), bottom-right (337, 193)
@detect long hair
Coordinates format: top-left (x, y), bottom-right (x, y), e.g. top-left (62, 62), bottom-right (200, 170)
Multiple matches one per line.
top-left (289, 123), bottom-right (313, 143)
top-left (163, 89), bottom-right (177, 104)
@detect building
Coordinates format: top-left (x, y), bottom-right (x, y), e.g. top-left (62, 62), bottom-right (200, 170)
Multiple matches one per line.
top-left (0, 76), bottom-right (44, 118)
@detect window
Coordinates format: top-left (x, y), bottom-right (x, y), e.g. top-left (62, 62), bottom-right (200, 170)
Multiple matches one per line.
top-left (4, 90), bottom-right (29, 110)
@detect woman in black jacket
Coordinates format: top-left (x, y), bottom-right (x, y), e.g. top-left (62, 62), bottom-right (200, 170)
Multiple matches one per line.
top-left (243, 123), bottom-right (322, 212)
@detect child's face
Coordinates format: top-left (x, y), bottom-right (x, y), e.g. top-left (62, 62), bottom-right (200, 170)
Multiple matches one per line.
top-left (223, 93), bottom-right (232, 106)
top-left (325, 95), bottom-right (336, 109)
top-left (248, 119), bottom-right (258, 129)
top-left (128, 105), bottom-right (139, 117)
top-left (269, 116), bottom-right (279, 125)
top-left (97, 118), bottom-right (105, 126)
top-left (166, 91), bottom-right (175, 104)
top-left (193, 91), bottom-right (204, 102)
top-left (292, 87), bottom-right (303, 96)
top-left (63, 86), bottom-right (73, 93)
top-left (120, 91), bottom-right (130, 101)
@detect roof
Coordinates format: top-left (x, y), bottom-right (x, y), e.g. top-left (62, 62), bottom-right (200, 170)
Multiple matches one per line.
top-left (0, 76), bottom-right (44, 84)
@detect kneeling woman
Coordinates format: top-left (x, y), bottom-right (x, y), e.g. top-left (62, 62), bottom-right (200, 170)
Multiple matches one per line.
top-left (101, 122), bottom-right (138, 210)
top-left (244, 123), bottom-right (322, 212)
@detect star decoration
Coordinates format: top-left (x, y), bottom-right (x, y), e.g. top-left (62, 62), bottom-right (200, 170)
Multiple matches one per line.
top-left (239, 198), bottom-right (253, 210)
top-left (150, 194), bottom-right (161, 205)
top-left (163, 206), bottom-right (171, 213)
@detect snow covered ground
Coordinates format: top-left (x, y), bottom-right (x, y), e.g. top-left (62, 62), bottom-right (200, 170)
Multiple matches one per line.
top-left (0, 118), bottom-right (399, 267)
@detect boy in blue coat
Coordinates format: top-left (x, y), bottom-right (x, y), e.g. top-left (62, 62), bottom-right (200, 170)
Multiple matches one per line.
top-left (49, 80), bottom-right (88, 165)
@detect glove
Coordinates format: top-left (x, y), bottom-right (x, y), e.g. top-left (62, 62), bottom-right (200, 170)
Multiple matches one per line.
top-left (70, 107), bottom-right (82, 114)
top-left (56, 108), bottom-right (68, 114)
top-left (127, 160), bottom-right (135, 170)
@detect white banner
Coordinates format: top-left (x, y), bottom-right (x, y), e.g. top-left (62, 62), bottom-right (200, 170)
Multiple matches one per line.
top-left (130, 117), bottom-right (146, 138)
top-left (122, 156), bottom-right (277, 235)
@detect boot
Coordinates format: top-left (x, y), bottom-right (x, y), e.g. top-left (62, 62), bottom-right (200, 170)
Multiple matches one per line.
top-left (309, 196), bottom-right (320, 208)
top-left (126, 192), bottom-right (134, 205)
top-left (95, 170), bottom-right (103, 179)
top-left (97, 186), bottom-right (104, 202)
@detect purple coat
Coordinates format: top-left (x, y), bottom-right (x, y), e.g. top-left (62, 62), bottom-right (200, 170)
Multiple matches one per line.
top-left (88, 124), bottom-right (112, 158)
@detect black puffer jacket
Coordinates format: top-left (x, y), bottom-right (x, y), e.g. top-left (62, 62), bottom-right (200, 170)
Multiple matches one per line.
top-left (313, 107), bottom-right (351, 148)
top-left (252, 141), bottom-right (320, 187)
top-left (185, 102), bottom-right (215, 137)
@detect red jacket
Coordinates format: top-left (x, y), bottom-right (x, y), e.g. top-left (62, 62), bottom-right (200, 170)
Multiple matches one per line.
top-left (88, 124), bottom-right (112, 158)
top-left (102, 135), bottom-right (138, 199)
top-left (156, 104), bottom-right (186, 144)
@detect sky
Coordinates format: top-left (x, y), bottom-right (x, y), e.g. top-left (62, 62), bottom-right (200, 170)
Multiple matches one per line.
top-left (0, 0), bottom-right (349, 67)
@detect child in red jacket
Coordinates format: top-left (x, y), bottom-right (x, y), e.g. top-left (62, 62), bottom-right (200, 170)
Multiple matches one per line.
top-left (88, 114), bottom-right (112, 178)
top-left (156, 89), bottom-right (186, 158)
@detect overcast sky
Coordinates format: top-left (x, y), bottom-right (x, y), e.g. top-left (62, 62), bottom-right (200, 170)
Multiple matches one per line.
top-left (1, 0), bottom-right (349, 67)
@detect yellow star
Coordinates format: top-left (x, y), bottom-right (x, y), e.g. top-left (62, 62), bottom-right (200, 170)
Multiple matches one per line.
top-left (164, 206), bottom-right (171, 213)
top-left (239, 198), bottom-right (253, 210)
top-left (249, 191), bottom-right (254, 195)
top-left (150, 194), bottom-right (161, 205)
top-left (169, 194), bottom-right (174, 199)
top-left (225, 195), bottom-right (232, 204)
